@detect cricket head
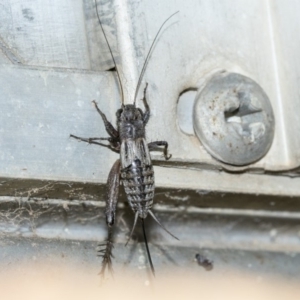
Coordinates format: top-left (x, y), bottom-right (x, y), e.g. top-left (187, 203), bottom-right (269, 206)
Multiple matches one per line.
top-left (116, 104), bottom-right (143, 122)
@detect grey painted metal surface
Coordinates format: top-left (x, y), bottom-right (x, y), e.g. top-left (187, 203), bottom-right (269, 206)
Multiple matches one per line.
top-left (0, 64), bottom-right (119, 182)
top-left (110, 0), bottom-right (300, 172)
top-left (0, 0), bottom-right (116, 70)
top-left (1, 2), bottom-right (300, 190)
top-left (0, 1), bottom-right (300, 297)
top-left (0, 61), bottom-right (299, 195)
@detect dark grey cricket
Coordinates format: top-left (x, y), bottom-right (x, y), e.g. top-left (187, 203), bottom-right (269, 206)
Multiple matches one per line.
top-left (70, 3), bottom-right (179, 277)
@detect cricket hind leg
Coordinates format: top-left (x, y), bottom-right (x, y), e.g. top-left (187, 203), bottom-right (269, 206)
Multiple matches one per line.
top-left (148, 140), bottom-right (172, 160)
top-left (98, 159), bottom-right (121, 279)
top-left (105, 159), bottom-right (121, 226)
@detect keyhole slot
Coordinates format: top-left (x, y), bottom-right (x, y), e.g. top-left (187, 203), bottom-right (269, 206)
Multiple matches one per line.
top-left (177, 89), bottom-right (197, 135)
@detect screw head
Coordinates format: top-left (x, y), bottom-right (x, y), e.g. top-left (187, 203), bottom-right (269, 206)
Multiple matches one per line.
top-left (194, 72), bottom-right (275, 166)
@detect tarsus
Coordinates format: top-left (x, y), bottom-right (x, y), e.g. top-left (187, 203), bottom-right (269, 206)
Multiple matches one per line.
top-left (98, 226), bottom-right (114, 278)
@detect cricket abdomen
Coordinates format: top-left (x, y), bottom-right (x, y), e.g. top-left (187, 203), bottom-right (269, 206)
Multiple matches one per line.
top-left (121, 159), bottom-right (154, 218)
top-left (120, 138), bottom-right (154, 218)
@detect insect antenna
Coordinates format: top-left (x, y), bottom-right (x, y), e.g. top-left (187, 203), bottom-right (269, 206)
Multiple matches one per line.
top-left (133, 11), bottom-right (179, 105)
top-left (142, 218), bottom-right (155, 276)
top-left (95, 0), bottom-right (125, 105)
top-left (149, 210), bottom-right (179, 240)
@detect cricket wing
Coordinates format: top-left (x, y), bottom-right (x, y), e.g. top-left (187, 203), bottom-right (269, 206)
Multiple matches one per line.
top-left (120, 138), bottom-right (152, 169)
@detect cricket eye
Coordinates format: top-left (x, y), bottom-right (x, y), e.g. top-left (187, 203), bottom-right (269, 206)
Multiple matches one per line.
top-left (116, 109), bottom-right (123, 118)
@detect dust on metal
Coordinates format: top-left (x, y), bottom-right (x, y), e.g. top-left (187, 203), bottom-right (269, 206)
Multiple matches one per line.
top-left (195, 253), bottom-right (214, 271)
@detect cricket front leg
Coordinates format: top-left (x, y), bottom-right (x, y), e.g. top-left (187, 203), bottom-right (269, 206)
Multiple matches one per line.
top-left (98, 159), bottom-right (121, 278)
top-left (142, 83), bottom-right (150, 124)
top-left (92, 100), bottom-right (119, 139)
top-left (71, 102), bottom-right (119, 145)
top-left (148, 141), bottom-right (172, 160)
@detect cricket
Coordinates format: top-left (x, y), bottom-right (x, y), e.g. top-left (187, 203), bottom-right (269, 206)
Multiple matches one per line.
top-left (70, 1), bottom-right (179, 277)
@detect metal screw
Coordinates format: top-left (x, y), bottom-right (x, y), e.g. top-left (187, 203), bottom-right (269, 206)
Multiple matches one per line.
top-left (193, 72), bottom-right (275, 166)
